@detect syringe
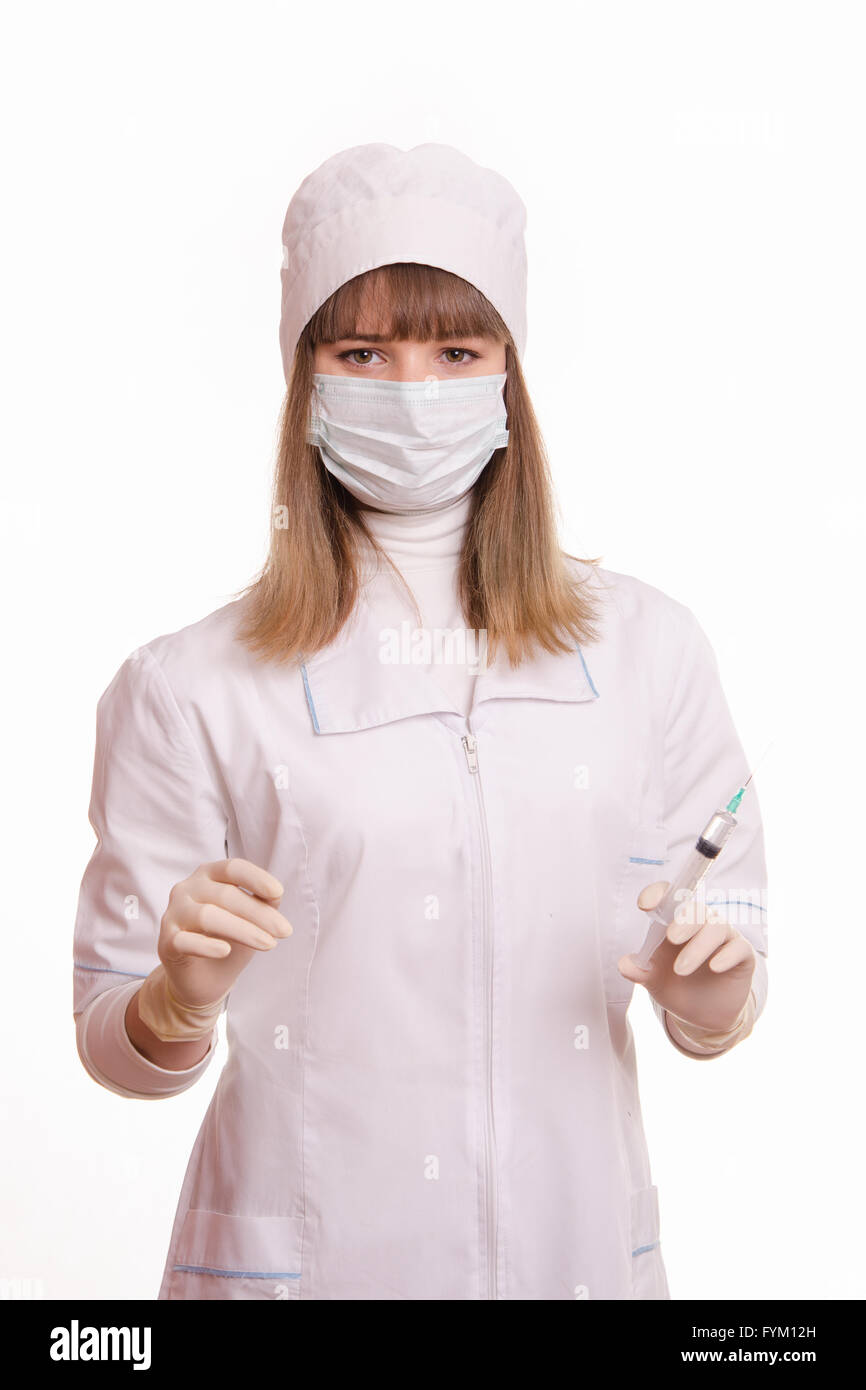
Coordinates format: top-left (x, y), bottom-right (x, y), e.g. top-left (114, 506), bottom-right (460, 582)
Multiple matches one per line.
top-left (630, 781), bottom-right (751, 972)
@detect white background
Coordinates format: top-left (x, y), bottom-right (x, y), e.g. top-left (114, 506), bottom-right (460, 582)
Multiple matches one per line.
top-left (2, 0), bottom-right (863, 1301)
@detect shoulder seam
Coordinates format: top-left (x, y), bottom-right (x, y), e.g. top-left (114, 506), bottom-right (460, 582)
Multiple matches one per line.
top-left (136, 645), bottom-right (227, 811)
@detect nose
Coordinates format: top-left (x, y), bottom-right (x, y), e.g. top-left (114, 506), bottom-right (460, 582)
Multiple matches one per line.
top-left (387, 343), bottom-right (439, 382)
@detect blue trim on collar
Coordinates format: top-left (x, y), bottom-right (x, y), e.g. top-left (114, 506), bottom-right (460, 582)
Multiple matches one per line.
top-left (576, 645), bottom-right (600, 698)
top-left (300, 663), bottom-right (321, 734)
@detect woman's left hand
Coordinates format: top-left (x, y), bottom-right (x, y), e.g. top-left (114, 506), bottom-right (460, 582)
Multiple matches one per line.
top-left (617, 881), bottom-right (755, 1032)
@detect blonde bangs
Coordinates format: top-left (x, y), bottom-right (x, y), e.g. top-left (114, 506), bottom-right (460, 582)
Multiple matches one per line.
top-left (307, 261), bottom-right (506, 346)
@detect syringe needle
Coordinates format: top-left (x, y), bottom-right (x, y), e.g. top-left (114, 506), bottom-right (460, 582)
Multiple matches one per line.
top-left (730, 741), bottom-right (774, 810)
top-left (744, 740), bottom-right (774, 787)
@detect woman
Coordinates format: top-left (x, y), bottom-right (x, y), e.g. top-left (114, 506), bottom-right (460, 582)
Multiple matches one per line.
top-left (72, 143), bottom-right (768, 1301)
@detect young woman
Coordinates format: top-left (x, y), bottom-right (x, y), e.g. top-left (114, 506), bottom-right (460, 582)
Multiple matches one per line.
top-left (73, 143), bottom-right (768, 1301)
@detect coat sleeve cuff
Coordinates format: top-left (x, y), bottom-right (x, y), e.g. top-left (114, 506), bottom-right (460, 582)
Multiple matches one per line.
top-left (75, 977), bottom-right (218, 1099)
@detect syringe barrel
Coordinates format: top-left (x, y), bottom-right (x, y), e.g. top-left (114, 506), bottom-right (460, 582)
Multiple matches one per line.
top-left (650, 847), bottom-right (716, 930)
top-left (631, 808), bottom-right (738, 969)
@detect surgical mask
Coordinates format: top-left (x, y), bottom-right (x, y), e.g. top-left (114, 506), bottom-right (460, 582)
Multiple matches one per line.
top-left (306, 372), bottom-right (509, 513)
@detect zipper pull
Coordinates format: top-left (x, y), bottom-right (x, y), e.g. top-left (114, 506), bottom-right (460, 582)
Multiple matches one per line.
top-left (462, 734), bottom-right (479, 773)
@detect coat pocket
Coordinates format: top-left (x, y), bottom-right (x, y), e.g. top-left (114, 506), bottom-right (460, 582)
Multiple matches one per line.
top-left (606, 828), bottom-right (670, 1003)
top-left (165, 1209), bottom-right (305, 1301)
top-left (630, 1184), bottom-right (670, 1300)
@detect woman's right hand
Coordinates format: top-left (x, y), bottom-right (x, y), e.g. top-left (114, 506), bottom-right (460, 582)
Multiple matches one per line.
top-left (157, 858), bottom-right (293, 1009)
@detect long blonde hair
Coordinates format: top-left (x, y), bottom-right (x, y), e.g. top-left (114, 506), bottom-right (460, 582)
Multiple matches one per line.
top-left (236, 262), bottom-right (602, 665)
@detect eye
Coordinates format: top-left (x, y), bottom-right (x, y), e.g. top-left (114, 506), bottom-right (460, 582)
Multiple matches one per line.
top-left (440, 348), bottom-right (480, 365)
top-left (337, 348), bottom-right (385, 366)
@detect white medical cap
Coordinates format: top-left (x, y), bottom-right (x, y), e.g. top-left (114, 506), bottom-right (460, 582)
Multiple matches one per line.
top-left (279, 142), bottom-right (528, 383)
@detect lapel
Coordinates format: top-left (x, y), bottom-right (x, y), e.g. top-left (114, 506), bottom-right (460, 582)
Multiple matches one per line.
top-left (298, 573), bottom-right (600, 735)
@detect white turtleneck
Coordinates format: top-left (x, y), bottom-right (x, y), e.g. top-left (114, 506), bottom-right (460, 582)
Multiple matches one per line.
top-left (358, 490), bottom-right (478, 716)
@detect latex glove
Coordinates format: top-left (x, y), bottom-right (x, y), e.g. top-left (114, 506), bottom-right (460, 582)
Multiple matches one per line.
top-left (617, 880), bottom-right (756, 1048)
top-left (136, 858), bottom-right (292, 1042)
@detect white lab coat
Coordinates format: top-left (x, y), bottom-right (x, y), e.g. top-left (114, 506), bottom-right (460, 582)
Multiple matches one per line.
top-left (73, 559), bottom-right (768, 1299)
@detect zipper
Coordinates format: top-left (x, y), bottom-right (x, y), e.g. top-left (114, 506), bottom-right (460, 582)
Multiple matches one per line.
top-left (461, 728), bottom-right (498, 1300)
